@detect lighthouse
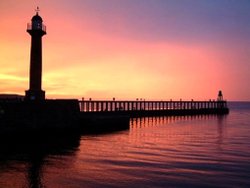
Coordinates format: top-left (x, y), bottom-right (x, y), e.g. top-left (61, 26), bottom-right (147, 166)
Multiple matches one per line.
top-left (25, 8), bottom-right (46, 100)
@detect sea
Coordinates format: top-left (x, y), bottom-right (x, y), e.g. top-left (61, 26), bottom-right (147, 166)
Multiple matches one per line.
top-left (0, 102), bottom-right (249, 188)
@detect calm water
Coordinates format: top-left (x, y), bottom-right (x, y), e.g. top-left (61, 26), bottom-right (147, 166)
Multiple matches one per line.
top-left (0, 102), bottom-right (250, 188)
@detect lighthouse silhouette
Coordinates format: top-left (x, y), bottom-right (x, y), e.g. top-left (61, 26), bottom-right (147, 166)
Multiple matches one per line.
top-left (25, 8), bottom-right (46, 100)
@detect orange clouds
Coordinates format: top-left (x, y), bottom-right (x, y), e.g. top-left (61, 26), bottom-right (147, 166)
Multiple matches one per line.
top-left (41, 28), bottom-right (224, 100)
top-left (0, 1), bottom-right (249, 100)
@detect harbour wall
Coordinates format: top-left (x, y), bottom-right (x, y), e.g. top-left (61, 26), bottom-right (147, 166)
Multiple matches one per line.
top-left (0, 99), bottom-right (229, 135)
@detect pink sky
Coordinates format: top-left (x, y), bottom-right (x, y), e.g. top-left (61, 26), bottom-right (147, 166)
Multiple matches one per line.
top-left (0, 0), bottom-right (249, 100)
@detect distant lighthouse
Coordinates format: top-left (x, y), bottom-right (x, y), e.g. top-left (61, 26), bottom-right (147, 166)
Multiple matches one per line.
top-left (25, 7), bottom-right (46, 100)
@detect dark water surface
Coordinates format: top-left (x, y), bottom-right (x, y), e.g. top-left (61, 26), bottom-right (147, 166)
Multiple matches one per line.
top-left (0, 102), bottom-right (250, 188)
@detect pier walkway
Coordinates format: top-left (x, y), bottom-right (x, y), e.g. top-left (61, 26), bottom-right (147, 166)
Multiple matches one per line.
top-left (79, 99), bottom-right (229, 117)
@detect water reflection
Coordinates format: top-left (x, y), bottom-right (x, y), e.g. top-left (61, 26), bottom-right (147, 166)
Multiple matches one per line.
top-left (130, 115), bottom-right (227, 129)
top-left (0, 133), bottom-right (80, 188)
top-left (75, 115), bottom-right (232, 188)
top-left (27, 152), bottom-right (45, 188)
top-left (1, 112), bottom-right (250, 188)
top-left (130, 115), bottom-right (228, 157)
top-left (216, 115), bottom-right (227, 151)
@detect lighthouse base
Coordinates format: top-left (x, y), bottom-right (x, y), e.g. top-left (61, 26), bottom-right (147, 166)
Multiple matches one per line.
top-left (25, 90), bottom-right (45, 101)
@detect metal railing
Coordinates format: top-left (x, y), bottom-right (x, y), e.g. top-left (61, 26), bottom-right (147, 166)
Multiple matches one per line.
top-left (79, 99), bottom-right (228, 112)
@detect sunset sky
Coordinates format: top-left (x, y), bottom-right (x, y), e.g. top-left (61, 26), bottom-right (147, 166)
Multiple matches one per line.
top-left (0, 0), bottom-right (249, 101)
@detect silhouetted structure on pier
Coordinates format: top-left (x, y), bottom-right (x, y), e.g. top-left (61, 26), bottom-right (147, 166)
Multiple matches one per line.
top-left (25, 7), bottom-right (46, 100)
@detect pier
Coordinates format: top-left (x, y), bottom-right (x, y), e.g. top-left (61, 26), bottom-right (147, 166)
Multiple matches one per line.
top-left (0, 98), bottom-right (229, 135)
top-left (79, 99), bottom-right (229, 117)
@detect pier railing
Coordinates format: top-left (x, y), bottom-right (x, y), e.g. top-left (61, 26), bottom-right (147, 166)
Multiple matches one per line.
top-left (79, 99), bottom-right (228, 113)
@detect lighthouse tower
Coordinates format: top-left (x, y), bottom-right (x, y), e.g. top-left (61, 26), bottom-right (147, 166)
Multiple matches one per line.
top-left (25, 8), bottom-right (46, 100)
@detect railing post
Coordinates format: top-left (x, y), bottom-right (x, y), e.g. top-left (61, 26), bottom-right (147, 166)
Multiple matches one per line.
top-left (113, 101), bottom-right (116, 111)
top-left (92, 101), bottom-right (94, 112)
top-left (96, 102), bottom-right (98, 112)
top-left (86, 101), bottom-right (88, 112)
top-left (83, 101), bottom-right (85, 112)
top-left (100, 101), bottom-right (103, 111)
top-left (105, 101), bottom-right (108, 111)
